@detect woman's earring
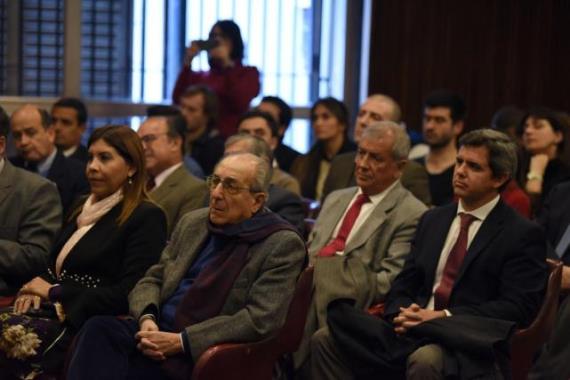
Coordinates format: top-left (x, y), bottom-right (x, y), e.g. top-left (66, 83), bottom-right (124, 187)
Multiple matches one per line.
top-left (128, 176), bottom-right (133, 185)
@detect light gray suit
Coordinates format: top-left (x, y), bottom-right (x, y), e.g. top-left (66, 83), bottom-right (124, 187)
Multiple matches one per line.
top-left (295, 181), bottom-right (427, 367)
top-left (149, 165), bottom-right (207, 236)
top-left (129, 208), bottom-right (306, 362)
top-left (0, 160), bottom-right (62, 293)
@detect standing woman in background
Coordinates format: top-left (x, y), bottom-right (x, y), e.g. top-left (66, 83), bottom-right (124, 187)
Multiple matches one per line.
top-left (291, 97), bottom-right (356, 201)
top-left (517, 107), bottom-right (570, 215)
top-left (172, 20), bottom-right (260, 139)
top-left (0, 125), bottom-right (167, 379)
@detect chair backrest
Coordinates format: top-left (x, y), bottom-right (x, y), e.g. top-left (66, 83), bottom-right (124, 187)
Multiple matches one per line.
top-left (510, 262), bottom-right (563, 380)
top-left (275, 265), bottom-right (314, 353)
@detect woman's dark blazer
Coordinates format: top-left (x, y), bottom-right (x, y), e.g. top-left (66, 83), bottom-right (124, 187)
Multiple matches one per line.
top-left (290, 138), bottom-right (357, 200)
top-left (41, 200), bottom-right (167, 329)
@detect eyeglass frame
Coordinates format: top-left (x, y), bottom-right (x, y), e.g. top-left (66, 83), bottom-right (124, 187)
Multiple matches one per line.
top-left (206, 174), bottom-right (262, 195)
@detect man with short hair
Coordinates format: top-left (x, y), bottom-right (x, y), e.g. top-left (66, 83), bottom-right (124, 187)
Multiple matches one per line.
top-left (9, 104), bottom-right (89, 215)
top-left (178, 85), bottom-right (225, 176)
top-left (313, 129), bottom-right (547, 380)
top-left (415, 90), bottom-right (466, 206)
top-left (51, 97), bottom-right (89, 163)
top-left (257, 95), bottom-right (300, 172)
top-left (67, 153), bottom-right (306, 380)
top-left (295, 121), bottom-right (427, 373)
top-left (224, 133), bottom-right (305, 234)
top-left (237, 110), bottom-right (301, 195)
top-left (323, 94), bottom-right (431, 205)
top-left (0, 105), bottom-right (61, 295)
top-left (138, 115), bottom-right (207, 235)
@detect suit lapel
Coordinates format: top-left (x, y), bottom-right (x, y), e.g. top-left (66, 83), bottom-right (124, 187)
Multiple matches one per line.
top-left (455, 200), bottom-right (506, 285)
top-left (173, 216), bottom-right (210, 280)
top-left (0, 161), bottom-right (14, 206)
top-left (424, 204), bottom-right (458, 287)
top-left (343, 184), bottom-right (404, 254)
top-left (318, 189), bottom-right (357, 245)
top-left (151, 166), bottom-right (183, 202)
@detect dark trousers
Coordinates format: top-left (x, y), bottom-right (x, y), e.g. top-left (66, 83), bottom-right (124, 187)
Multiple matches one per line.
top-left (66, 316), bottom-right (168, 380)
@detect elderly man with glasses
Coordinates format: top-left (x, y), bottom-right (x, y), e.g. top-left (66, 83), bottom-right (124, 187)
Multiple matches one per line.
top-left (66, 152), bottom-right (307, 380)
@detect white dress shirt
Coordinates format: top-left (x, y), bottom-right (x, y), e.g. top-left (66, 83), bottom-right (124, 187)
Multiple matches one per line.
top-left (330, 181), bottom-right (400, 256)
top-left (153, 162), bottom-right (183, 189)
top-left (426, 195), bottom-right (500, 310)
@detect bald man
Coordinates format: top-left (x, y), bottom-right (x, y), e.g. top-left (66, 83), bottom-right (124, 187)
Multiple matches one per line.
top-left (9, 105), bottom-right (89, 214)
top-left (322, 95), bottom-right (431, 205)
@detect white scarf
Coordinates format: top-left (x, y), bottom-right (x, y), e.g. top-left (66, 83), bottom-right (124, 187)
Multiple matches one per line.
top-left (55, 190), bottom-right (124, 277)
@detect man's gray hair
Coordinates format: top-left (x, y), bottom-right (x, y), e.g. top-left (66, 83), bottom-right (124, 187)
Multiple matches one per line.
top-left (458, 128), bottom-right (518, 180)
top-left (218, 150), bottom-right (272, 194)
top-left (361, 121), bottom-right (410, 161)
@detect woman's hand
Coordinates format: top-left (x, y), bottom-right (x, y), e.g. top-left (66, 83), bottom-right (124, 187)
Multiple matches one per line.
top-left (19, 277), bottom-right (53, 299)
top-left (184, 41), bottom-right (201, 67)
top-left (529, 153), bottom-right (549, 175)
top-left (13, 294), bottom-right (41, 314)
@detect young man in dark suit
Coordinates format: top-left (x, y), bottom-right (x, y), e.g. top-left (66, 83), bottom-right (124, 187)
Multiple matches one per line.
top-left (51, 97), bottom-right (89, 163)
top-left (311, 129), bottom-right (548, 379)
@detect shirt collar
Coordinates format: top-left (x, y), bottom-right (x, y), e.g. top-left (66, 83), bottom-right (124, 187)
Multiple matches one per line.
top-left (37, 148), bottom-right (57, 177)
top-left (154, 162), bottom-right (183, 188)
top-left (457, 194), bottom-right (500, 222)
top-left (63, 145), bottom-right (78, 157)
top-left (0, 158), bottom-right (5, 175)
top-left (358, 180), bottom-right (400, 206)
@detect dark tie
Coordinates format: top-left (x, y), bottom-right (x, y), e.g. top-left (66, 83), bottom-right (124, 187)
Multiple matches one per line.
top-left (434, 212), bottom-right (478, 310)
top-left (146, 177), bottom-right (156, 192)
top-left (318, 194), bottom-right (370, 257)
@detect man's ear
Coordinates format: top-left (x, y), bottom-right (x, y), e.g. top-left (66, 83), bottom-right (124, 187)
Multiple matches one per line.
top-left (0, 136), bottom-right (6, 157)
top-left (453, 120), bottom-right (464, 136)
top-left (252, 192), bottom-right (267, 213)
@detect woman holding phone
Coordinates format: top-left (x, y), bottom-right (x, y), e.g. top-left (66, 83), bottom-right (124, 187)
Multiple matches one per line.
top-left (172, 20), bottom-right (260, 139)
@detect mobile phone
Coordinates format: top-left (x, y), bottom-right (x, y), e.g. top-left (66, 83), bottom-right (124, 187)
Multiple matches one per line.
top-left (195, 39), bottom-right (219, 51)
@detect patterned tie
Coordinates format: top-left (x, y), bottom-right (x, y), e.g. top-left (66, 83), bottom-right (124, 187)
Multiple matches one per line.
top-left (318, 194), bottom-right (370, 257)
top-left (434, 212), bottom-right (478, 310)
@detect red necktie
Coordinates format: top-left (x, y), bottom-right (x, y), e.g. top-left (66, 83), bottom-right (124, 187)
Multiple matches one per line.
top-left (434, 212), bottom-right (478, 309)
top-left (318, 194), bottom-right (370, 257)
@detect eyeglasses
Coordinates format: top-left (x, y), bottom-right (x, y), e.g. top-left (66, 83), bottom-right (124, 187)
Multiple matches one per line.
top-left (139, 133), bottom-right (169, 144)
top-left (206, 174), bottom-right (253, 195)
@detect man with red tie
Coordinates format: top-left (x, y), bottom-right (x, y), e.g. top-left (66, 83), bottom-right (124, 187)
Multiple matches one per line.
top-left (294, 122), bottom-right (427, 375)
top-left (311, 129), bottom-right (548, 379)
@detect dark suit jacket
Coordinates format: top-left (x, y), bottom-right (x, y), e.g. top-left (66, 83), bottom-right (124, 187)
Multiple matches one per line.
top-left (537, 180), bottom-right (570, 264)
top-left (68, 145), bottom-right (89, 164)
top-left (291, 139), bottom-right (357, 200)
top-left (322, 151), bottom-right (432, 206)
top-left (42, 201), bottom-right (167, 329)
top-left (274, 141), bottom-right (300, 173)
top-left (266, 185), bottom-right (305, 235)
top-left (0, 161), bottom-right (62, 293)
top-left (190, 130), bottom-right (225, 176)
top-left (11, 150), bottom-right (90, 215)
top-left (385, 199), bottom-right (547, 328)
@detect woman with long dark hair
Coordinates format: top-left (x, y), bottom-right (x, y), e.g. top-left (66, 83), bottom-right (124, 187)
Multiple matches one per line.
top-left (0, 126), bottom-right (167, 379)
top-left (517, 107), bottom-right (570, 214)
top-left (291, 97), bottom-right (356, 201)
